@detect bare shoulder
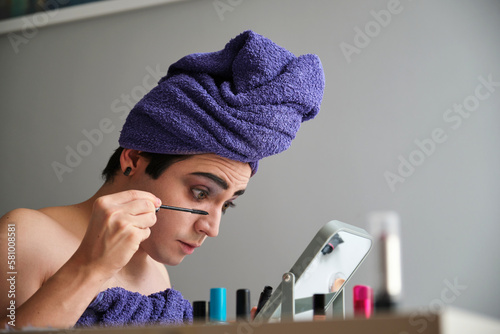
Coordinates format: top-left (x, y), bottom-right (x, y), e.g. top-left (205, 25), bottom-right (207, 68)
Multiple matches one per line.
top-left (0, 207), bottom-right (75, 274)
top-left (0, 208), bottom-right (80, 307)
top-left (0, 208), bottom-right (68, 250)
top-left (1, 207), bottom-right (81, 261)
top-left (0, 208), bottom-right (58, 247)
top-left (1, 207), bottom-right (49, 224)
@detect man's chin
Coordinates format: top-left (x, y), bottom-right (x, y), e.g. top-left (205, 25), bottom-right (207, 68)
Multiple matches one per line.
top-left (157, 254), bottom-right (186, 266)
top-left (141, 243), bottom-right (186, 266)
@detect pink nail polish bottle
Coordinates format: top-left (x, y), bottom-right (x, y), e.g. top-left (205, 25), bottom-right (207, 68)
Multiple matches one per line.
top-left (353, 285), bottom-right (373, 319)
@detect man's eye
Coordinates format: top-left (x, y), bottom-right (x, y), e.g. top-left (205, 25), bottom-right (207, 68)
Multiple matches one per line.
top-left (222, 201), bottom-right (236, 214)
top-left (192, 188), bottom-right (208, 200)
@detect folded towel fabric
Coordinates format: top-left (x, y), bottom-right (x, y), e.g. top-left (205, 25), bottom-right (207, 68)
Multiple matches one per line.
top-left (75, 287), bottom-right (192, 327)
top-left (119, 30), bottom-right (325, 175)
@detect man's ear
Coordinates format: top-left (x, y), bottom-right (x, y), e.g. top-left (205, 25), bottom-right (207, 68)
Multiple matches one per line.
top-left (119, 149), bottom-right (144, 176)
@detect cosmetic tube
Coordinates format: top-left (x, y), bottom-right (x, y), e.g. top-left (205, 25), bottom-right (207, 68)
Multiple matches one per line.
top-left (368, 211), bottom-right (402, 312)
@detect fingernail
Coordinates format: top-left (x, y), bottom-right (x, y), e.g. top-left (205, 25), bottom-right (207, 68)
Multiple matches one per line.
top-left (156, 197), bottom-right (162, 206)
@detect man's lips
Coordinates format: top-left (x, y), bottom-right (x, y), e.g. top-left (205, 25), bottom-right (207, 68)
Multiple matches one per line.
top-left (178, 241), bottom-right (201, 254)
top-left (182, 241), bottom-right (202, 248)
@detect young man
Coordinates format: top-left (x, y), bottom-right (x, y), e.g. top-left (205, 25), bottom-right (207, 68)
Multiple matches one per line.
top-left (0, 30), bottom-right (324, 328)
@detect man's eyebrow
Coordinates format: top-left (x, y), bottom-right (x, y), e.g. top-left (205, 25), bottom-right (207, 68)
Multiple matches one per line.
top-left (190, 172), bottom-right (246, 196)
top-left (234, 189), bottom-right (245, 197)
top-left (191, 172), bottom-right (228, 189)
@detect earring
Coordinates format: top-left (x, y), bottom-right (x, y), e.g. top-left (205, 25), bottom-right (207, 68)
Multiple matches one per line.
top-left (123, 167), bottom-right (132, 176)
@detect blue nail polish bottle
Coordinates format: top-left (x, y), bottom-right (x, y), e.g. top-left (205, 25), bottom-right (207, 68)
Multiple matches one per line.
top-left (209, 287), bottom-right (227, 324)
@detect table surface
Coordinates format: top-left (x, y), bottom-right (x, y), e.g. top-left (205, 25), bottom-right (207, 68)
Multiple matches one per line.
top-left (5, 307), bottom-right (500, 334)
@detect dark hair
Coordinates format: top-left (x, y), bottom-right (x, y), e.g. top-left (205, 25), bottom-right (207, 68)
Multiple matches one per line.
top-left (101, 147), bottom-right (190, 183)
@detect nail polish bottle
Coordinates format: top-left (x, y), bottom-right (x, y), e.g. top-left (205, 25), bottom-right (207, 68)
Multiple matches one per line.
top-left (236, 289), bottom-right (251, 321)
top-left (193, 300), bottom-right (209, 324)
top-left (209, 288), bottom-right (227, 324)
top-left (313, 294), bottom-right (326, 321)
top-left (353, 285), bottom-right (373, 319)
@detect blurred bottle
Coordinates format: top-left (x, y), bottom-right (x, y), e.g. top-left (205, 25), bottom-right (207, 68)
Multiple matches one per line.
top-left (313, 294), bottom-right (326, 321)
top-left (193, 300), bottom-right (209, 324)
top-left (353, 285), bottom-right (373, 318)
top-left (368, 211), bottom-right (402, 312)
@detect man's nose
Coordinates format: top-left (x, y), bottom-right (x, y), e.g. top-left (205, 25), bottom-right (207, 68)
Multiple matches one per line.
top-left (195, 208), bottom-right (221, 237)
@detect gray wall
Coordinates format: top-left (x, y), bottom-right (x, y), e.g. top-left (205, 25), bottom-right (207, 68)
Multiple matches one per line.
top-left (1, 0), bottom-right (499, 321)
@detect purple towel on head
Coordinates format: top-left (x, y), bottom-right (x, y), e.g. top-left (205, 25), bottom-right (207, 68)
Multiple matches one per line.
top-left (75, 287), bottom-right (192, 327)
top-left (119, 30), bottom-right (325, 175)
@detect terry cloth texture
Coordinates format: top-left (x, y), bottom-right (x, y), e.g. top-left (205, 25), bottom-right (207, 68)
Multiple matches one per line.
top-left (75, 287), bottom-right (193, 327)
top-left (118, 30), bottom-right (325, 175)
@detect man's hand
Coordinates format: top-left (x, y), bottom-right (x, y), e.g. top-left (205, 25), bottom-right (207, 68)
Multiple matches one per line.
top-left (72, 190), bottom-right (160, 280)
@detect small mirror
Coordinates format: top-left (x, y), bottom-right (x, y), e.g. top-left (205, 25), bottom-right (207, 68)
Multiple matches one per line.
top-left (254, 220), bottom-right (372, 322)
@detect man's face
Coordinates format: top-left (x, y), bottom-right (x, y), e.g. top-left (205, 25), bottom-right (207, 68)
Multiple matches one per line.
top-left (133, 153), bottom-right (251, 266)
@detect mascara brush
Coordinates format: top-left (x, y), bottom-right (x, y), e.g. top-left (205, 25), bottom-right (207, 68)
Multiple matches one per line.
top-left (156, 205), bottom-right (208, 215)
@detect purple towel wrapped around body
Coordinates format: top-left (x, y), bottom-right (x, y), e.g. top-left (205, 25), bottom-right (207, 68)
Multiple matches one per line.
top-left (119, 30), bottom-right (325, 175)
top-left (75, 287), bottom-right (192, 327)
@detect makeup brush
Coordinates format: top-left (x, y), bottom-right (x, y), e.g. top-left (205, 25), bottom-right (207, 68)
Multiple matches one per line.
top-left (156, 205), bottom-right (208, 215)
